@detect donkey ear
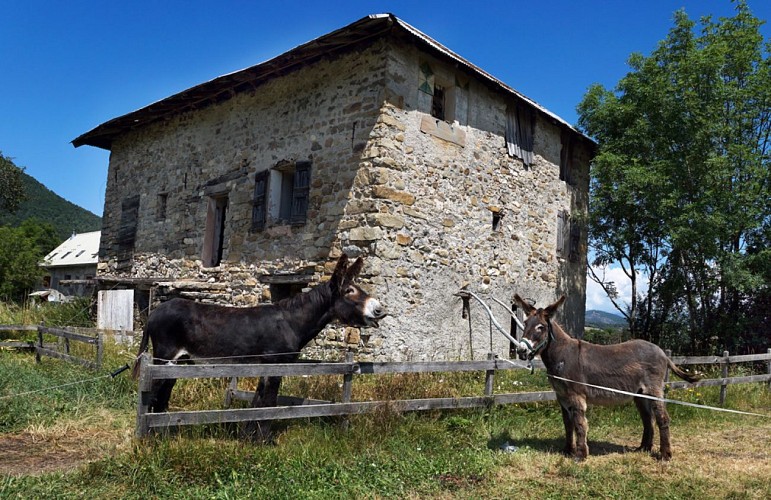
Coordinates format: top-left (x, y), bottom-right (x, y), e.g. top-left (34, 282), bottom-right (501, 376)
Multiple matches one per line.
top-left (544, 295), bottom-right (566, 317)
top-left (344, 257), bottom-right (364, 282)
top-left (513, 294), bottom-right (535, 315)
top-left (331, 254), bottom-right (349, 289)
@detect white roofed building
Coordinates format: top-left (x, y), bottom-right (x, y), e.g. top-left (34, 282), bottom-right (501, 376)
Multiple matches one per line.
top-left (41, 231), bottom-right (100, 297)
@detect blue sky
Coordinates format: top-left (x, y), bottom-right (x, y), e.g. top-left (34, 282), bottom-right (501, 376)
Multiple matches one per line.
top-left (2, 1), bottom-right (769, 311)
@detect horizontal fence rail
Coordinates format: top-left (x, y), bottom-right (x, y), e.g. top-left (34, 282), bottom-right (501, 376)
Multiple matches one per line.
top-left (134, 349), bottom-right (771, 438)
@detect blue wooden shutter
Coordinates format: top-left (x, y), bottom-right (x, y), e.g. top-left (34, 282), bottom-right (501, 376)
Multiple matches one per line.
top-left (252, 171), bottom-right (268, 231)
top-left (290, 161), bottom-right (311, 225)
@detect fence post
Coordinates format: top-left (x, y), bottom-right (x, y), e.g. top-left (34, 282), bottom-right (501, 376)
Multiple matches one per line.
top-left (484, 352), bottom-right (495, 397)
top-left (135, 352), bottom-right (152, 438)
top-left (35, 323), bottom-right (44, 364)
top-left (719, 350), bottom-right (729, 405)
top-left (224, 377), bottom-right (238, 407)
top-left (96, 331), bottom-right (104, 370)
top-left (342, 352), bottom-right (354, 403)
top-left (767, 348), bottom-right (771, 390)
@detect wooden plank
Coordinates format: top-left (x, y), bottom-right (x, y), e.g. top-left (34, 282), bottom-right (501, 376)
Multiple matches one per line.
top-left (35, 347), bottom-right (96, 370)
top-left (668, 353), bottom-right (771, 364)
top-left (0, 341), bottom-right (36, 349)
top-left (666, 374), bottom-right (771, 389)
top-left (144, 391), bottom-right (559, 429)
top-left (147, 362), bottom-right (359, 380)
top-left (0, 325), bottom-right (38, 332)
top-left (39, 327), bottom-right (99, 345)
top-left (227, 389), bottom-right (331, 406)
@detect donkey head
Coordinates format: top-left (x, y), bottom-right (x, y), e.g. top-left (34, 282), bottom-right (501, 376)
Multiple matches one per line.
top-left (513, 294), bottom-right (566, 361)
top-left (329, 254), bottom-right (386, 328)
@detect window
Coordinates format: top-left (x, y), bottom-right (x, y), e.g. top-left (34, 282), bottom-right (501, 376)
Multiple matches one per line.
top-left (252, 160), bottom-right (312, 230)
top-left (557, 210), bottom-right (581, 263)
top-left (418, 61), bottom-right (456, 123)
top-left (157, 193), bottom-right (168, 220)
top-left (202, 195), bottom-right (228, 267)
top-left (431, 84), bottom-right (446, 120)
top-left (505, 104), bottom-right (535, 167)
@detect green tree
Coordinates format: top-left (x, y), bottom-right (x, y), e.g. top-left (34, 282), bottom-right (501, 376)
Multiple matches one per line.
top-left (578, 1), bottom-right (770, 353)
top-left (0, 152), bottom-right (26, 214)
top-left (0, 219), bottom-right (60, 302)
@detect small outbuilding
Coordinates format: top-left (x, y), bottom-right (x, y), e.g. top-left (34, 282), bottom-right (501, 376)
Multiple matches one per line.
top-left (41, 231), bottom-right (100, 298)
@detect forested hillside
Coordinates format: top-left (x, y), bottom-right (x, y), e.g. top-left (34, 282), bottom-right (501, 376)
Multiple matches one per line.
top-left (0, 170), bottom-right (101, 242)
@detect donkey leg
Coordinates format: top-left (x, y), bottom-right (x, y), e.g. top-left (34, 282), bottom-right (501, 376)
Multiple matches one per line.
top-left (149, 378), bottom-right (176, 413)
top-left (634, 396), bottom-right (655, 452)
top-left (559, 402), bottom-right (576, 456)
top-left (244, 376), bottom-right (283, 442)
top-left (572, 399), bottom-right (590, 461)
top-left (652, 400), bottom-right (672, 461)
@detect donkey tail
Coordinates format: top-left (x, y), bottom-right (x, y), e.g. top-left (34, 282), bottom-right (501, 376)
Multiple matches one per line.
top-left (131, 327), bottom-right (152, 379)
top-left (667, 358), bottom-right (702, 384)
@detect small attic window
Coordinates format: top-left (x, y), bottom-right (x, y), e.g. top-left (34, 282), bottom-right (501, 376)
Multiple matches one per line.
top-left (492, 211), bottom-right (503, 231)
top-left (489, 206), bottom-right (505, 232)
top-left (432, 85), bottom-right (446, 120)
top-left (157, 193), bottom-right (168, 220)
top-left (60, 252), bottom-right (71, 260)
top-left (76, 250), bottom-right (85, 257)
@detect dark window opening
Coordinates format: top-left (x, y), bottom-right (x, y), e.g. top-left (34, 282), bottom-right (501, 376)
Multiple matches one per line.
top-left (203, 195), bottom-right (228, 267)
top-left (431, 85), bottom-right (446, 120)
top-left (157, 193), bottom-right (168, 220)
top-left (492, 210), bottom-right (504, 231)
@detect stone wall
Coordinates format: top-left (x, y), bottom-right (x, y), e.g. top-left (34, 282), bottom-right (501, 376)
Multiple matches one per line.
top-left (97, 36), bottom-right (591, 362)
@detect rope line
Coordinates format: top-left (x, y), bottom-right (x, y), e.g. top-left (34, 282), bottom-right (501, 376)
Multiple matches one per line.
top-left (0, 374), bottom-right (111, 400)
top-left (497, 357), bottom-right (770, 418)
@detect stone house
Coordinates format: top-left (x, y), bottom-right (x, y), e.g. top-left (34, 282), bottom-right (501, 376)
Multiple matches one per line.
top-left (73, 14), bottom-right (594, 361)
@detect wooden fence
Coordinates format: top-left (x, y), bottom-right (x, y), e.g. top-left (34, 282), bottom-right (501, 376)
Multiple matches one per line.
top-left (0, 324), bottom-right (118, 370)
top-left (134, 349), bottom-right (771, 438)
top-left (34, 326), bottom-right (105, 370)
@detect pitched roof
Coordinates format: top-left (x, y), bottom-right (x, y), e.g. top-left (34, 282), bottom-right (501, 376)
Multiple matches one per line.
top-left (42, 231), bottom-right (100, 268)
top-left (73, 13), bottom-right (591, 150)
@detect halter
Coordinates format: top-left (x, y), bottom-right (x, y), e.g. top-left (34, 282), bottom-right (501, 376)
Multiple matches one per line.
top-left (523, 318), bottom-right (555, 361)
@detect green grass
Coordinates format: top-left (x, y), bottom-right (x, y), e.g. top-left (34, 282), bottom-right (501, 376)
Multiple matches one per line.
top-left (1, 319), bottom-right (769, 499)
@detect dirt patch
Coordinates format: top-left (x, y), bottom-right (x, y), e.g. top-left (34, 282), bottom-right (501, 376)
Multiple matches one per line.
top-left (0, 433), bottom-right (95, 476)
top-left (0, 418), bottom-right (131, 476)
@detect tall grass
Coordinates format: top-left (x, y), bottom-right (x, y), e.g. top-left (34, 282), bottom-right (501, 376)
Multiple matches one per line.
top-left (1, 303), bottom-right (769, 498)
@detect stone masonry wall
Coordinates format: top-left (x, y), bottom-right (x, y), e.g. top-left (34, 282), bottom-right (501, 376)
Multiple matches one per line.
top-left (97, 36), bottom-right (591, 361)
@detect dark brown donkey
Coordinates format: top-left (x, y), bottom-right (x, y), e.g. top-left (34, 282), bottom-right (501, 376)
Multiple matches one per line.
top-left (132, 254), bottom-right (385, 438)
top-left (513, 294), bottom-right (700, 461)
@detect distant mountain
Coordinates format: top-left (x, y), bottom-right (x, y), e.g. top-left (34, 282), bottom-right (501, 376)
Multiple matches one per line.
top-left (585, 310), bottom-right (627, 329)
top-left (0, 171), bottom-right (101, 242)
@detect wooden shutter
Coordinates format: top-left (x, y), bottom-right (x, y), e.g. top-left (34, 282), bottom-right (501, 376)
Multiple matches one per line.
top-left (560, 129), bottom-right (574, 185)
top-left (569, 219), bottom-right (581, 263)
top-left (557, 210), bottom-right (570, 259)
top-left (252, 171), bottom-right (268, 231)
top-left (117, 195), bottom-right (140, 252)
top-left (290, 161), bottom-right (311, 225)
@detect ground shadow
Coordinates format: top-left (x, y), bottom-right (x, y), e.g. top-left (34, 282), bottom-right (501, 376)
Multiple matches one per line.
top-left (488, 431), bottom-right (630, 457)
